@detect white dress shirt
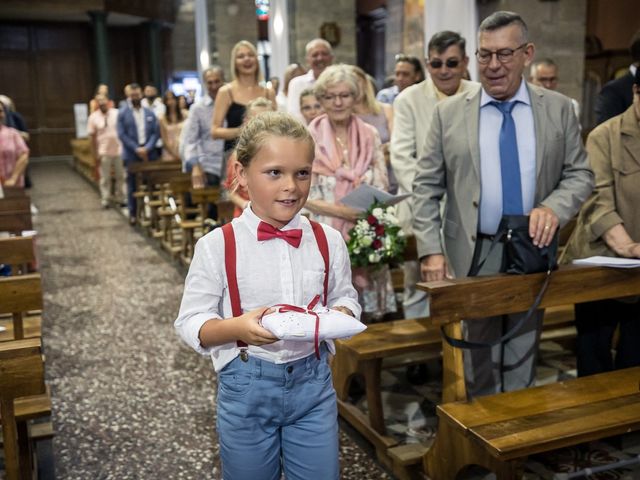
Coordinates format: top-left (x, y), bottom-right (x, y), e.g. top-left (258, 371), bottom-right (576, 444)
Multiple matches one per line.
top-left (286, 70), bottom-right (317, 120)
top-left (131, 107), bottom-right (146, 146)
top-left (478, 79), bottom-right (536, 234)
top-left (175, 206), bottom-right (361, 372)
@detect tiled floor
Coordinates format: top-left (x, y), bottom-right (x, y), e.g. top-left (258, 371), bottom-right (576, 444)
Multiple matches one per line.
top-left (8, 160), bottom-right (639, 480)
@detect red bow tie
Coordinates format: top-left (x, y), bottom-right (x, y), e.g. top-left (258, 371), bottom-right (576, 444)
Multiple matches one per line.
top-left (257, 221), bottom-right (303, 248)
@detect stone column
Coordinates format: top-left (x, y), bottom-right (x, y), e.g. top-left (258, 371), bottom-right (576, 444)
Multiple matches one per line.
top-left (88, 10), bottom-right (111, 90)
top-left (146, 20), bottom-right (163, 88)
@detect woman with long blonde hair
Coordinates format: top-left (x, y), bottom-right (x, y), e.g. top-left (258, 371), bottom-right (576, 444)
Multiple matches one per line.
top-left (211, 40), bottom-right (276, 153)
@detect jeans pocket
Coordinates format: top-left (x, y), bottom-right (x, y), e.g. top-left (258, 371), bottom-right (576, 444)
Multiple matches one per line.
top-left (218, 364), bottom-right (253, 396)
top-left (309, 359), bottom-right (332, 385)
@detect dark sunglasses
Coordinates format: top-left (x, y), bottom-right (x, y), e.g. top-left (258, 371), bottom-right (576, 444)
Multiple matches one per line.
top-left (427, 58), bottom-right (460, 69)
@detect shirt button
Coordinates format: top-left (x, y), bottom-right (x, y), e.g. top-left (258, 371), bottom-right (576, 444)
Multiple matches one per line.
top-left (471, 235), bottom-right (476, 242)
top-left (286, 366), bottom-right (293, 373)
top-left (472, 200), bottom-right (479, 208)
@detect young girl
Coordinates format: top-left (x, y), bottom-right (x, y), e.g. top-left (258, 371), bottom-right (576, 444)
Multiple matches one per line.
top-left (175, 111), bottom-right (361, 479)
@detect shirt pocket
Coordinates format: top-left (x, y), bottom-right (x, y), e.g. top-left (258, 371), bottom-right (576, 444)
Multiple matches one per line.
top-left (302, 269), bottom-right (325, 306)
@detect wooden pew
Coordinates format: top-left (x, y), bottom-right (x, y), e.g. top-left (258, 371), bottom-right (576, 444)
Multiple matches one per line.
top-left (1, 186), bottom-right (28, 198)
top-left (406, 265), bottom-right (640, 479)
top-left (0, 274), bottom-right (43, 341)
top-left (332, 317), bottom-right (441, 459)
top-left (0, 197), bottom-right (32, 234)
top-left (128, 161), bottom-right (182, 230)
top-left (0, 237), bottom-right (36, 276)
top-left (0, 338), bottom-right (46, 480)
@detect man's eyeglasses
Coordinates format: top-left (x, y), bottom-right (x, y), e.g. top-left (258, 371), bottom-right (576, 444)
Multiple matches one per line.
top-left (321, 92), bottom-right (353, 102)
top-left (475, 43), bottom-right (528, 64)
top-left (427, 58), bottom-right (460, 69)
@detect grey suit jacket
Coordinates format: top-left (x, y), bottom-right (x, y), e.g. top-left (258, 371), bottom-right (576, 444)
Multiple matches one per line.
top-left (412, 81), bottom-right (594, 278)
top-left (390, 78), bottom-right (479, 232)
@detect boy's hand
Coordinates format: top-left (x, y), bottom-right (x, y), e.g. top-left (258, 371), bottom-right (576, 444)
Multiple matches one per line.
top-left (236, 307), bottom-right (279, 345)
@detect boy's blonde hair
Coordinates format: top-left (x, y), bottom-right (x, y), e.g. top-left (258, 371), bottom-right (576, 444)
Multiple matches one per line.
top-left (235, 111), bottom-right (315, 167)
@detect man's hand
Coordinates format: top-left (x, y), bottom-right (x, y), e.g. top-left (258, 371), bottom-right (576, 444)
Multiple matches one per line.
top-left (191, 164), bottom-right (205, 189)
top-left (420, 254), bottom-right (451, 282)
top-left (529, 206), bottom-right (559, 247)
top-left (135, 147), bottom-right (148, 162)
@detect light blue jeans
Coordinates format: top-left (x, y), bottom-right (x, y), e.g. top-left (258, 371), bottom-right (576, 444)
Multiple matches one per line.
top-left (216, 345), bottom-right (339, 480)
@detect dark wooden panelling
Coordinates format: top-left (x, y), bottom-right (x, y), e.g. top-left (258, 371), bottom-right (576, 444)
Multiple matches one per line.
top-left (0, 22), bottom-right (93, 157)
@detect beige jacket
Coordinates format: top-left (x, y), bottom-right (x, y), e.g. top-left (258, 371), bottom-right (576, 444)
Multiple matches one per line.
top-left (564, 105), bottom-right (640, 262)
top-left (413, 82), bottom-right (594, 278)
top-left (390, 78), bottom-right (479, 232)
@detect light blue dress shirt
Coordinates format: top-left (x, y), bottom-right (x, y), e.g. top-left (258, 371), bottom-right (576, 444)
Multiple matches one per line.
top-left (181, 94), bottom-right (225, 176)
top-left (478, 79), bottom-right (536, 234)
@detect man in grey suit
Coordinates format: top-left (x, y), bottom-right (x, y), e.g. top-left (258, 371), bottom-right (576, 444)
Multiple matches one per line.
top-left (391, 30), bottom-right (478, 321)
top-left (413, 11), bottom-right (593, 398)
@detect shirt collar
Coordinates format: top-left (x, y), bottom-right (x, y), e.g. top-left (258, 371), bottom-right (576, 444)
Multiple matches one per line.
top-left (434, 82), bottom-right (463, 101)
top-left (240, 204), bottom-right (303, 235)
top-left (480, 77), bottom-right (531, 107)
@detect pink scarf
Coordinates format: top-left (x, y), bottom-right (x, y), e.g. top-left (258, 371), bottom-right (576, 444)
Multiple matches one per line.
top-left (308, 113), bottom-right (376, 236)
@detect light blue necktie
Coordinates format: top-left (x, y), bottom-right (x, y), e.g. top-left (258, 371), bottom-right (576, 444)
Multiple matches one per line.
top-left (491, 100), bottom-right (523, 215)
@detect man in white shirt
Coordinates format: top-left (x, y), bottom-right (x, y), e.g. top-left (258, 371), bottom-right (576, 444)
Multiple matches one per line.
top-left (529, 58), bottom-right (581, 126)
top-left (286, 39), bottom-right (334, 119)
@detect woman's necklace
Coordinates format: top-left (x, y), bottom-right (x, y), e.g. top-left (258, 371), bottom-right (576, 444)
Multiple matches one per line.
top-left (336, 136), bottom-right (349, 167)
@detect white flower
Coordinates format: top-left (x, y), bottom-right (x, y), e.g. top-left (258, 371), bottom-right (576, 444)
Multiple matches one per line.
top-left (360, 236), bottom-right (373, 247)
top-left (372, 207), bottom-right (383, 218)
top-left (368, 252), bottom-right (381, 263)
top-left (386, 206), bottom-right (395, 215)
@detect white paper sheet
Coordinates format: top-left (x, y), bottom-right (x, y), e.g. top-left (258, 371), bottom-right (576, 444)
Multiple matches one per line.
top-left (339, 184), bottom-right (411, 211)
top-left (572, 256), bottom-right (640, 268)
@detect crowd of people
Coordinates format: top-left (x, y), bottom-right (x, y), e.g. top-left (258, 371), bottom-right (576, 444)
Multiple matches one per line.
top-left (2, 9), bottom-right (638, 478)
top-left (78, 12), bottom-right (640, 384)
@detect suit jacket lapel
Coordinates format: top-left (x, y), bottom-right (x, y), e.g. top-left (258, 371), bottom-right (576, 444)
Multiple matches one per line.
top-left (529, 84), bottom-right (547, 182)
top-left (465, 89), bottom-right (481, 179)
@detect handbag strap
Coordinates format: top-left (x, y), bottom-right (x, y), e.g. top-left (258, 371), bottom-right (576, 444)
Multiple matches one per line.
top-left (440, 270), bottom-right (552, 349)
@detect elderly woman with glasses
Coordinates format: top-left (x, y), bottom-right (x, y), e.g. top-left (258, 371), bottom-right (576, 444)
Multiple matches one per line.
top-left (305, 64), bottom-right (394, 320)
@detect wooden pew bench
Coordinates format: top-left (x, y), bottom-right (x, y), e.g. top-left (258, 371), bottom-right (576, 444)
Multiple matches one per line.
top-left (332, 305), bottom-right (574, 465)
top-left (0, 274), bottom-right (43, 341)
top-left (332, 317), bottom-right (440, 457)
top-left (424, 366), bottom-right (640, 479)
top-left (128, 161), bottom-right (182, 231)
top-left (0, 338), bottom-right (48, 480)
top-left (0, 196), bottom-right (32, 234)
top-left (405, 265), bottom-right (640, 479)
top-left (0, 237), bottom-right (37, 276)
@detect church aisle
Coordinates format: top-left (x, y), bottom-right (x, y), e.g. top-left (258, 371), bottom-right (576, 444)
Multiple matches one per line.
top-left (30, 161), bottom-right (390, 479)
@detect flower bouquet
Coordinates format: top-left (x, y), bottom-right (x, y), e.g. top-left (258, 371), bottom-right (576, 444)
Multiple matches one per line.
top-left (346, 202), bottom-right (406, 320)
top-left (347, 202), bottom-right (406, 268)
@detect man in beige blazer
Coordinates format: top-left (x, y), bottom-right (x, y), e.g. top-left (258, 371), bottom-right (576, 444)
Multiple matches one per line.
top-left (391, 31), bottom-right (478, 320)
top-left (413, 11), bottom-right (593, 398)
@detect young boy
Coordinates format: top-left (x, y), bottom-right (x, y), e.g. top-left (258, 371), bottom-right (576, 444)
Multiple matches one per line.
top-left (175, 111), bottom-right (360, 479)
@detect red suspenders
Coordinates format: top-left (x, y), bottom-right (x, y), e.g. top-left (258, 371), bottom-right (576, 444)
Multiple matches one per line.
top-left (221, 220), bottom-right (330, 360)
